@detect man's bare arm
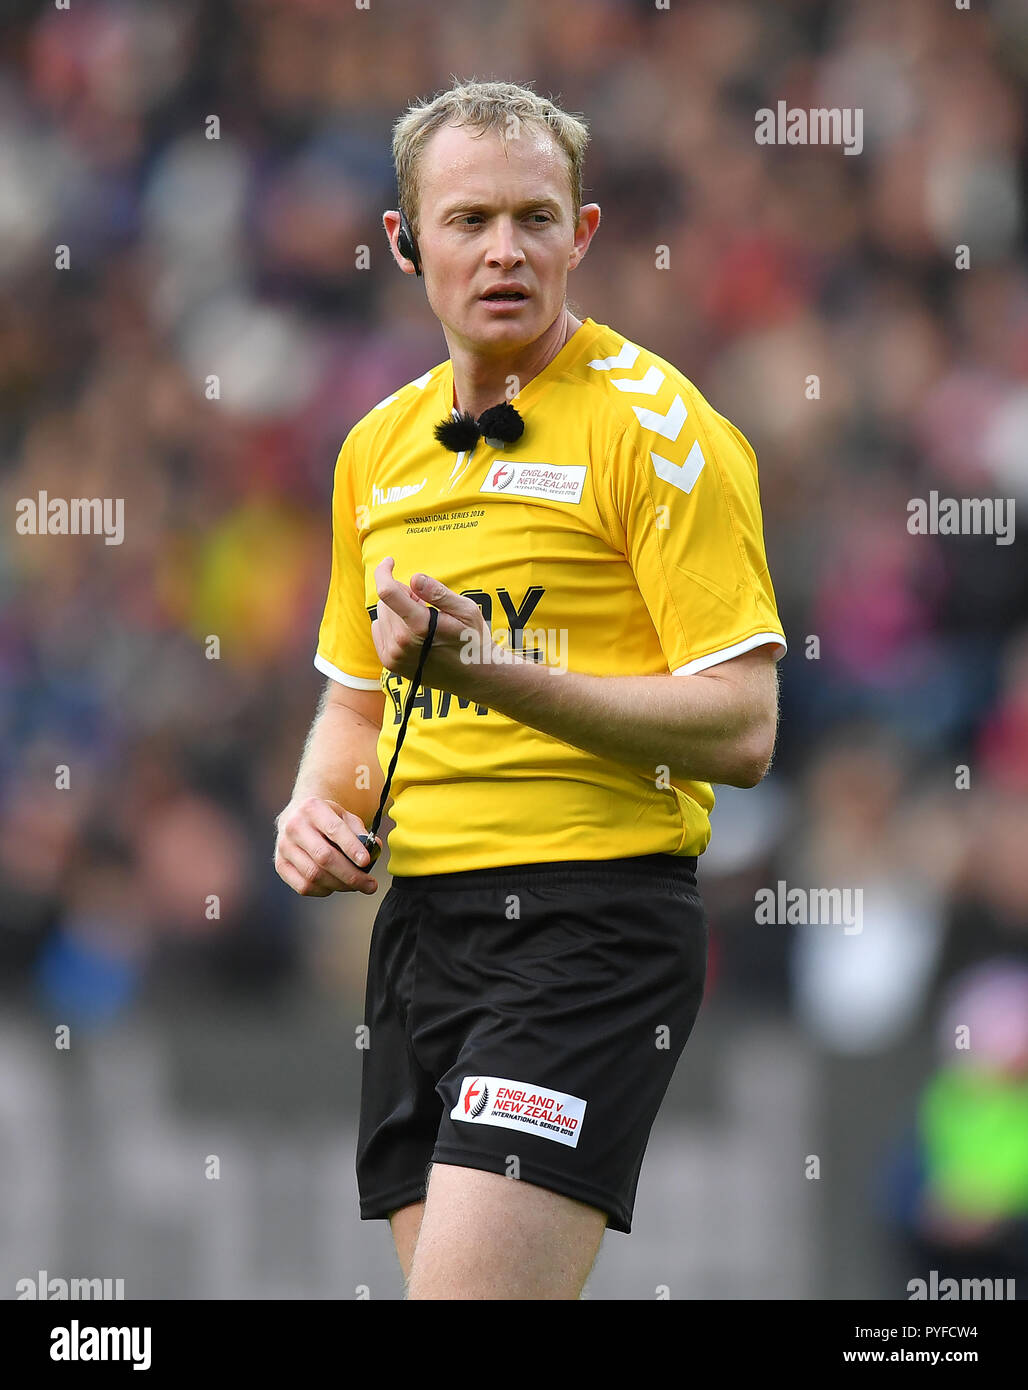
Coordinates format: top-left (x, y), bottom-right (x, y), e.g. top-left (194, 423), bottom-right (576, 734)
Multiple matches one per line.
top-left (291, 681), bottom-right (386, 822)
top-left (274, 680), bottom-right (387, 896)
top-left (461, 645), bottom-right (781, 788)
top-left (373, 565), bottom-right (781, 789)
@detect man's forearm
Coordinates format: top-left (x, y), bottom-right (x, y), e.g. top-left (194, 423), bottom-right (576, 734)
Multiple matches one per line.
top-left (290, 696), bottom-right (384, 825)
top-left (453, 653), bottom-right (778, 788)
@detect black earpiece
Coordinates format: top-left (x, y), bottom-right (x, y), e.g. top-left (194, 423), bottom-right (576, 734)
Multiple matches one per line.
top-left (396, 210), bottom-right (422, 277)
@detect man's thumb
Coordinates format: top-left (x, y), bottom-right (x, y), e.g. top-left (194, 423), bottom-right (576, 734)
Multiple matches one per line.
top-left (412, 572), bottom-right (452, 604)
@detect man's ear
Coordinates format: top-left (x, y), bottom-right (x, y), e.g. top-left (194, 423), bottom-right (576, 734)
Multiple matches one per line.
top-left (383, 210), bottom-right (418, 275)
top-left (570, 203), bottom-right (601, 270)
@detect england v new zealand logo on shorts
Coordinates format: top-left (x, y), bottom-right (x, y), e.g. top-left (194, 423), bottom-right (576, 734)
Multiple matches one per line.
top-left (451, 1074), bottom-right (588, 1148)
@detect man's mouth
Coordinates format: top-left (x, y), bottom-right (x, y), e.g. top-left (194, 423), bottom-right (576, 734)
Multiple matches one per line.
top-left (480, 290), bottom-right (529, 301)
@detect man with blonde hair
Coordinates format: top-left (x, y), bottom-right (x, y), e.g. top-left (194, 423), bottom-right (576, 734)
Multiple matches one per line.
top-left (275, 78), bottom-right (787, 1299)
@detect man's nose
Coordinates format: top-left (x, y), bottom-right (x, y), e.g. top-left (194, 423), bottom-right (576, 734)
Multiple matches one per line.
top-left (486, 218), bottom-right (524, 264)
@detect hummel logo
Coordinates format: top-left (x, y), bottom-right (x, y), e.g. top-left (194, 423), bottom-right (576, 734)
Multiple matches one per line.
top-left (372, 478), bottom-right (427, 506)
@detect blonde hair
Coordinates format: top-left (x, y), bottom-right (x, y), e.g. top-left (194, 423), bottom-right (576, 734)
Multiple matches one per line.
top-left (391, 77), bottom-right (590, 237)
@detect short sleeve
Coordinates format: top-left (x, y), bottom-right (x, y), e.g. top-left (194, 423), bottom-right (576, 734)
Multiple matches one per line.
top-left (314, 434), bottom-right (382, 689)
top-left (602, 385), bottom-right (787, 676)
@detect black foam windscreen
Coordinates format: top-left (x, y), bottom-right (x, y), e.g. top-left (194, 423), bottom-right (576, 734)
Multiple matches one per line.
top-left (433, 402), bottom-right (525, 453)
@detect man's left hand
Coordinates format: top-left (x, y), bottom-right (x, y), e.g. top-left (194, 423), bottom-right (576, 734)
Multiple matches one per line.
top-left (372, 557), bottom-right (497, 694)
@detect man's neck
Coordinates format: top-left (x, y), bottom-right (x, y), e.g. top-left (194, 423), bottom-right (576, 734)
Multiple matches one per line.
top-left (450, 308), bottom-right (582, 418)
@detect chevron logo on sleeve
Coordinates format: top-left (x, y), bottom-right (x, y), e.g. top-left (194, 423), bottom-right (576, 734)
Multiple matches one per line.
top-left (588, 341), bottom-right (708, 495)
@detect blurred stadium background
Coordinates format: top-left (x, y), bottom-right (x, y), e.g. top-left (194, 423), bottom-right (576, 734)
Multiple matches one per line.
top-left (2, 0), bottom-right (1027, 1299)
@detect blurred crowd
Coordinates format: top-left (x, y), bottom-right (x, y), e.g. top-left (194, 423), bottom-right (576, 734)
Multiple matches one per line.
top-left (1, 0), bottom-right (1027, 1263)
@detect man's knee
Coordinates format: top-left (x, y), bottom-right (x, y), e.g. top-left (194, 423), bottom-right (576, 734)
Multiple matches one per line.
top-left (405, 1162), bottom-right (608, 1300)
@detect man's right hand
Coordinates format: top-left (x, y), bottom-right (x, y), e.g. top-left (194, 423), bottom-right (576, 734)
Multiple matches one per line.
top-left (274, 797), bottom-right (380, 896)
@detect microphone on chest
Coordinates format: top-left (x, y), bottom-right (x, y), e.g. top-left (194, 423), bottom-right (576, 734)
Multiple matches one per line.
top-left (433, 401), bottom-right (525, 453)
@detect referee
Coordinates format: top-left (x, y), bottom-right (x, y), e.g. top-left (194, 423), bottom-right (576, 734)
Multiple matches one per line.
top-left (274, 79), bottom-right (787, 1300)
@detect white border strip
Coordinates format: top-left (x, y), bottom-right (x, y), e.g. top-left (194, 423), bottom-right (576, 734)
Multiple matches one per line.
top-left (314, 652), bottom-right (382, 690)
top-left (672, 632), bottom-right (787, 676)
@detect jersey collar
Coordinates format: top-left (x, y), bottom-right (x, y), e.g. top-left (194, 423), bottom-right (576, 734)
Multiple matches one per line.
top-left (445, 316), bottom-right (602, 415)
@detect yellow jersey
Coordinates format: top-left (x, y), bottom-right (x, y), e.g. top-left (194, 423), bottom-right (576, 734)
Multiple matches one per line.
top-left (315, 316), bottom-right (786, 876)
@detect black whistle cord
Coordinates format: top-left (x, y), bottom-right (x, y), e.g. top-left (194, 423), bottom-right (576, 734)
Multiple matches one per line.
top-left (367, 604), bottom-right (439, 845)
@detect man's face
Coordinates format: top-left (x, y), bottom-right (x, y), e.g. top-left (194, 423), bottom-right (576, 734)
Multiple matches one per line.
top-left (413, 122), bottom-right (591, 355)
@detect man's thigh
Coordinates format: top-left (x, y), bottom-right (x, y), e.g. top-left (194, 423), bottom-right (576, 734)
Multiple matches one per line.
top-left (388, 1200), bottom-right (425, 1286)
top-left (406, 1162), bottom-right (608, 1300)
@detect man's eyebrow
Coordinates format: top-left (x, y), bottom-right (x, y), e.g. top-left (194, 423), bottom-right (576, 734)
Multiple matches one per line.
top-left (436, 196), bottom-right (564, 218)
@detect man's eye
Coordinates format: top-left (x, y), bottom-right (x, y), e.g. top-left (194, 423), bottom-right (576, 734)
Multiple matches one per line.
top-left (458, 213), bottom-right (552, 225)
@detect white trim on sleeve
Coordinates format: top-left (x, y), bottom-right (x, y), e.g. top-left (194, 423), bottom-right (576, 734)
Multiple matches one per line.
top-left (314, 652), bottom-right (383, 690)
top-left (671, 632), bottom-right (787, 676)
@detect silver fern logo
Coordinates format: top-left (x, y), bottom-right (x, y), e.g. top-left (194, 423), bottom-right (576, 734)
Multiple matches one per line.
top-left (463, 1078), bottom-right (490, 1118)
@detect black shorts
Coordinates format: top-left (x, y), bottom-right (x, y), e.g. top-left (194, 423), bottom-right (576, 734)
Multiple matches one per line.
top-left (356, 853), bottom-right (707, 1235)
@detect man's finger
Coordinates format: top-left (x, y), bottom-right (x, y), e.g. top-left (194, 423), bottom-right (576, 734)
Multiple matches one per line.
top-left (292, 824), bottom-right (372, 889)
top-left (276, 847), bottom-right (334, 896)
top-left (280, 838), bottom-right (351, 892)
top-left (374, 556), bottom-right (432, 632)
top-left (410, 572), bottom-right (468, 619)
top-left (307, 801), bottom-right (371, 852)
